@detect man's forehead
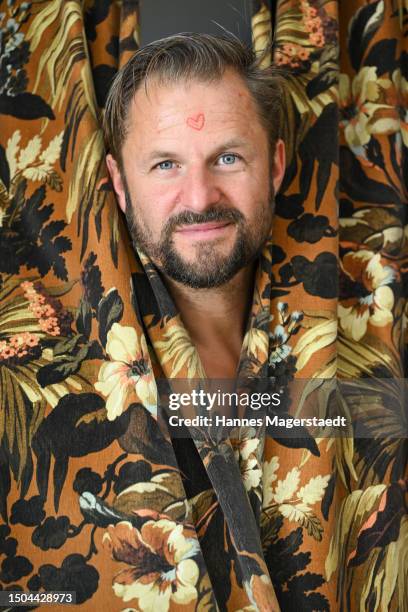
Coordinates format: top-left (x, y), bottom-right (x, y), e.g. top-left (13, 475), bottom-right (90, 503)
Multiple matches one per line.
top-left (127, 70), bottom-right (256, 132)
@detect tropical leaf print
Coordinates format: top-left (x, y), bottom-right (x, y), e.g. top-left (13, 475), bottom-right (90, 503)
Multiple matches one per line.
top-left (154, 322), bottom-right (206, 378)
top-left (262, 459), bottom-right (330, 542)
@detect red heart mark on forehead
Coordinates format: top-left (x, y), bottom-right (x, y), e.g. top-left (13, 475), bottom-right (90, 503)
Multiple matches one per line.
top-left (186, 113), bottom-right (205, 130)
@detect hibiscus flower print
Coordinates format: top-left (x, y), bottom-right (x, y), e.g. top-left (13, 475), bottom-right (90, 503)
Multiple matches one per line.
top-left (95, 322), bottom-right (157, 421)
top-left (339, 250), bottom-right (396, 342)
top-left (103, 519), bottom-right (200, 610)
top-left (339, 66), bottom-right (399, 156)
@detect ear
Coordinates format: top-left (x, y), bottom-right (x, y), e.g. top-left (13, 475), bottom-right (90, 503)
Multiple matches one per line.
top-left (271, 139), bottom-right (286, 195)
top-left (106, 154), bottom-right (127, 214)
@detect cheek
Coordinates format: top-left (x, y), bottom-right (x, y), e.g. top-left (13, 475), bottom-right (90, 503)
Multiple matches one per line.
top-left (131, 182), bottom-right (179, 231)
top-left (138, 181), bottom-right (180, 211)
top-left (229, 173), bottom-right (270, 215)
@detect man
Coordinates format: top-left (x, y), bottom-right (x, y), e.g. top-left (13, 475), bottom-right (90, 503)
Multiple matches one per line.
top-left (102, 33), bottom-right (286, 610)
top-left (103, 32), bottom-right (285, 379)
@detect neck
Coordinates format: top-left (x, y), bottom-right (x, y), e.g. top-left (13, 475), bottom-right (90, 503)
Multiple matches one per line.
top-left (164, 264), bottom-right (256, 375)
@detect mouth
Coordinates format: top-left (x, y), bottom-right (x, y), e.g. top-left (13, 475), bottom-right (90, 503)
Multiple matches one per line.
top-left (174, 221), bottom-right (233, 240)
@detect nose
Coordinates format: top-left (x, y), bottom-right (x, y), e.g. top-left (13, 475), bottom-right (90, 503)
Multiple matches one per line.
top-left (179, 165), bottom-right (222, 212)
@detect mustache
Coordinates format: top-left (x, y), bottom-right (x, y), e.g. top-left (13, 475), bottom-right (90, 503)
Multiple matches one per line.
top-left (164, 207), bottom-right (244, 234)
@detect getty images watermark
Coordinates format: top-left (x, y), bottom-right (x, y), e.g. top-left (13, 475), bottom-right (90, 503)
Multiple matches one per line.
top-left (166, 388), bottom-right (347, 430)
top-left (153, 377), bottom-right (407, 440)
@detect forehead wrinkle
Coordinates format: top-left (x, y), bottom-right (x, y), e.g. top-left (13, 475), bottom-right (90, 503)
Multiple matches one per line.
top-left (156, 112), bottom-right (186, 133)
top-left (155, 105), bottom-right (255, 136)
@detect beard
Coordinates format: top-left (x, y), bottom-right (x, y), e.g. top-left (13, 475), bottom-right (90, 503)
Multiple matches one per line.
top-left (124, 185), bottom-right (274, 289)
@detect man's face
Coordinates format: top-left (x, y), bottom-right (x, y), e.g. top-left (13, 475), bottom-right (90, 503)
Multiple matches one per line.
top-left (107, 68), bottom-right (285, 288)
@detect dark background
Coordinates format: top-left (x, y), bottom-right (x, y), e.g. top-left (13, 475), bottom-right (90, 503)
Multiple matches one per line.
top-left (139, 0), bottom-right (254, 46)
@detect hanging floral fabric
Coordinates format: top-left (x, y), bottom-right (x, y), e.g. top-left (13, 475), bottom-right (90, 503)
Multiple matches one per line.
top-left (0, 0), bottom-right (406, 610)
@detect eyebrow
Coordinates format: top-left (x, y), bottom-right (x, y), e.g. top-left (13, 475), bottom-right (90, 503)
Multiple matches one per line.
top-left (145, 138), bottom-right (252, 164)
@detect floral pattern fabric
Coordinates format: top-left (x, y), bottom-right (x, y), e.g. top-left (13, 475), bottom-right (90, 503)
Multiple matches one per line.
top-left (0, 0), bottom-right (407, 610)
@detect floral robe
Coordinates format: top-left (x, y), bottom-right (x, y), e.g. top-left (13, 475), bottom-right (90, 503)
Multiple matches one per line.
top-left (0, 0), bottom-right (407, 610)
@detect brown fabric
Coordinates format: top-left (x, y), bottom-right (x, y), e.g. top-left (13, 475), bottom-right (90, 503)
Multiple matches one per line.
top-left (0, 0), bottom-right (407, 610)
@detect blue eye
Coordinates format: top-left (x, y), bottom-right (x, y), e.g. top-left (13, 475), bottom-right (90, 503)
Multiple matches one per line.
top-left (219, 154), bottom-right (238, 165)
top-left (157, 160), bottom-right (174, 170)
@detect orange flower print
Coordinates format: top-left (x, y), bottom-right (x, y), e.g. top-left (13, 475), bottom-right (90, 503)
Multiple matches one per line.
top-left (103, 519), bottom-right (200, 610)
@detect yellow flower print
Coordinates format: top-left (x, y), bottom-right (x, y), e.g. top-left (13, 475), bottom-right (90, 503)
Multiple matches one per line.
top-left (231, 428), bottom-right (263, 493)
top-left (339, 67), bottom-right (399, 155)
top-left (339, 250), bottom-right (396, 342)
top-left (392, 68), bottom-right (408, 148)
top-left (95, 323), bottom-right (157, 421)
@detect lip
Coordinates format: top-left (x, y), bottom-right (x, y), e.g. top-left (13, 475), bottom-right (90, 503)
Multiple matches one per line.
top-left (175, 221), bottom-right (233, 238)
